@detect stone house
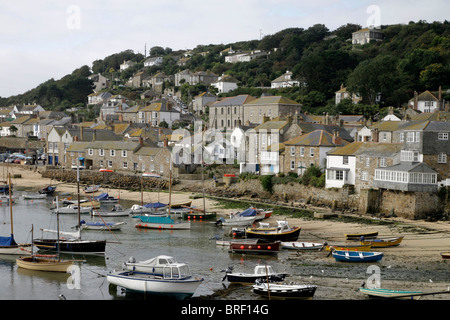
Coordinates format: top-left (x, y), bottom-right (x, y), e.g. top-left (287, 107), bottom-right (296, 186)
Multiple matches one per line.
top-left (283, 130), bottom-right (349, 176)
top-left (352, 27), bottom-right (384, 45)
top-left (88, 91), bottom-right (112, 105)
top-left (209, 95), bottom-right (255, 130)
top-left (139, 101), bottom-right (181, 128)
top-left (242, 95), bottom-right (302, 126)
top-left (132, 146), bottom-right (172, 176)
top-left (88, 73), bottom-right (109, 92)
top-left (120, 60), bottom-right (136, 71)
top-left (174, 69), bottom-right (193, 86)
top-left (335, 84), bottom-right (362, 105)
top-left (190, 71), bottom-right (218, 86)
top-left (192, 92), bottom-right (217, 114)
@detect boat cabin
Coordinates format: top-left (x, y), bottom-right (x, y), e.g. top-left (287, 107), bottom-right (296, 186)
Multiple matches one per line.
top-left (163, 263), bottom-right (192, 280)
top-left (254, 265), bottom-right (275, 275)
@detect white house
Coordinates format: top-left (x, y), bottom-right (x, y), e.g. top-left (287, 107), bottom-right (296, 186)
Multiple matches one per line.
top-left (325, 143), bottom-right (362, 188)
top-left (144, 56), bottom-right (163, 67)
top-left (408, 90), bottom-right (442, 113)
top-left (211, 74), bottom-right (238, 93)
top-left (271, 71), bottom-right (300, 89)
top-left (120, 60), bottom-right (136, 71)
top-left (352, 28), bottom-right (384, 45)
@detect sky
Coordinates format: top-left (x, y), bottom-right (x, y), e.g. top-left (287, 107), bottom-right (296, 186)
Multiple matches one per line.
top-left (1, 0), bottom-right (449, 98)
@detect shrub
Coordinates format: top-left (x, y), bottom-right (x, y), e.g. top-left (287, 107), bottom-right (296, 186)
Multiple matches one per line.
top-left (260, 175), bottom-right (274, 194)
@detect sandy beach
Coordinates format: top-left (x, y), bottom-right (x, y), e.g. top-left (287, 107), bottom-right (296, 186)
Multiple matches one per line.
top-left (7, 164), bottom-right (450, 299)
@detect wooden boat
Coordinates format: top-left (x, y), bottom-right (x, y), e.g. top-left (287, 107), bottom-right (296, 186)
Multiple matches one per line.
top-left (135, 215), bottom-right (191, 230)
top-left (359, 287), bottom-right (423, 300)
top-left (324, 244), bottom-right (372, 252)
top-left (360, 236), bottom-right (404, 248)
top-left (441, 252), bottom-right (450, 259)
top-left (80, 220), bottom-right (125, 231)
top-left (281, 241), bottom-right (326, 250)
top-left (252, 282), bottom-right (317, 300)
top-left (229, 239), bottom-right (281, 255)
top-left (91, 204), bottom-right (128, 217)
top-left (332, 250), bottom-right (383, 262)
top-left (345, 231), bottom-right (378, 240)
top-left (222, 265), bottom-right (288, 284)
top-left (245, 220), bottom-right (301, 241)
top-left (107, 262), bottom-right (203, 300)
top-left (53, 204), bottom-right (92, 214)
top-left (16, 224), bottom-right (74, 272)
top-left (39, 185), bottom-right (56, 195)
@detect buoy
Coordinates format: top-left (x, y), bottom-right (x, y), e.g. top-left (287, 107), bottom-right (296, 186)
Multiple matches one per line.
top-left (268, 246), bottom-right (272, 250)
top-left (240, 245), bottom-right (244, 249)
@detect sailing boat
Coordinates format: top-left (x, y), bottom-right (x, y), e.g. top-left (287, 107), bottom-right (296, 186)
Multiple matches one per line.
top-left (33, 155), bottom-right (107, 255)
top-left (16, 223), bottom-right (74, 272)
top-left (0, 173), bottom-right (31, 255)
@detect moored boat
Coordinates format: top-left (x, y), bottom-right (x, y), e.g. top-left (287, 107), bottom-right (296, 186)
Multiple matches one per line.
top-left (181, 209), bottom-right (217, 220)
top-left (215, 215), bottom-right (256, 227)
top-left (245, 220), bottom-right (301, 241)
top-left (107, 262), bottom-right (203, 300)
top-left (345, 231), bottom-right (378, 240)
top-left (135, 215), bottom-right (191, 230)
top-left (124, 255), bottom-right (176, 274)
top-left (91, 204), bottom-right (128, 217)
top-left (39, 185), bottom-right (56, 195)
top-left (222, 265), bottom-right (287, 284)
top-left (80, 220), bottom-right (125, 231)
top-left (441, 252), bottom-right (450, 259)
top-left (360, 236), bottom-right (404, 248)
top-left (16, 255), bottom-right (74, 272)
top-left (281, 241), bottom-right (326, 250)
top-left (324, 244), bottom-right (372, 251)
top-left (332, 250), bottom-right (383, 262)
top-left (359, 287), bottom-right (423, 300)
top-left (53, 204), bottom-right (92, 214)
top-left (228, 239), bottom-right (281, 255)
top-left (22, 193), bottom-right (47, 200)
top-left (252, 281), bottom-right (317, 300)
top-left (83, 185), bottom-right (100, 193)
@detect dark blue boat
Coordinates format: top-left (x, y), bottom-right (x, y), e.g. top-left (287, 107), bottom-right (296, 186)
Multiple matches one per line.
top-left (332, 250), bottom-right (383, 262)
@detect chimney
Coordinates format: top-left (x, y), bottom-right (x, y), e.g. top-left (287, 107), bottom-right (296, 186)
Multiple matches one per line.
top-left (80, 126), bottom-right (84, 141)
top-left (74, 135), bottom-right (78, 141)
top-left (139, 137), bottom-right (143, 146)
top-left (439, 86), bottom-right (442, 101)
top-left (92, 129), bottom-right (96, 142)
top-left (332, 130), bottom-right (342, 145)
top-left (163, 137), bottom-right (168, 147)
top-left (414, 91), bottom-right (418, 110)
top-left (372, 128), bottom-right (379, 142)
top-left (119, 114), bottom-right (123, 122)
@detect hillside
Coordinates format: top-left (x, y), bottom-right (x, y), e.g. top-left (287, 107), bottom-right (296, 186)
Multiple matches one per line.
top-left (1, 20), bottom-right (449, 118)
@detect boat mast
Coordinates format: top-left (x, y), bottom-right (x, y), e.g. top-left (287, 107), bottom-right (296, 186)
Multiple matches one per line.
top-left (8, 173), bottom-right (13, 236)
top-left (77, 153), bottom-right (81, 230)
top-left (168, 161), bottom-right (172, 215)
top-left (201, 124), bottom-right (206, 214)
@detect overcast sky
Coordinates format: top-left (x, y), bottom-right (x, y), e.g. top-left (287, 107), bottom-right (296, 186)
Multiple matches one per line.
top-left (1, 0), bottom-right (448, 98)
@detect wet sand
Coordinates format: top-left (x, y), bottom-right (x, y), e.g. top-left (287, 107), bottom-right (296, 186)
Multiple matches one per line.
top-left (8, 164), bottom-right (450, 300)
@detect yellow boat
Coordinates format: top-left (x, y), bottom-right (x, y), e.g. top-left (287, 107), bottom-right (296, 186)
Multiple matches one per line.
top-left (360, 236), bottom-right (404, 248)
top-left (324, 244), bottom-right (372, 251)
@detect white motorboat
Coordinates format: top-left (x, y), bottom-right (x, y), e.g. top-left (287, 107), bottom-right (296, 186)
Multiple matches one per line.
top-left (124, 255), bottom-right (176, 274)
top-left (252, 281), bottom-right (317, 300)
top-left (22, 193), bottom-right (47, 200)
top-left (91, 204), bottom-right (128, 217)
top-left (107, 262), bottom-right (203, 300)
top-left (215, 214), bottom-right (256, 227)
top-left (53, 204), bottom-right (92, 214)
top-left (222, 265), bottom-right (288, 284)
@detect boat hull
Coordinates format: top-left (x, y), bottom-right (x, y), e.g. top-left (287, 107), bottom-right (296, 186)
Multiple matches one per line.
top-left (325, 244), bottom-right (372, 252)
top-left (359, 287), bottom-right (422, 300)
top-left (181, 211), bottom-right (217, 220)
top-left (107, 271), bottom-right (203, 300)
top-left (332, 250), bottom-right (383, 262)
top-left (225, 273), bottom-right (287, 284)
top-left (245, 226), bottom-right (301, 241)
top-left (16, 256), bottom-right (73, 272)
top-left (135, 222), bottom-right (191, 230)
top-left (0, 244), bottom-right (32, 255)
top-left (33, 238), bottom-right (106, 254)
top-left (229, 240), bottom-right (281, 255)
top-left (441, 252), bottom-right (450, 259)
top-left (345, 232), bottom-right (378, 240)
top-left (281, 241), bottom-right (325, 250)
top-left (360, 236), bottom-right (404, 248)
top-left (252, 283), bottom-right (317, 300)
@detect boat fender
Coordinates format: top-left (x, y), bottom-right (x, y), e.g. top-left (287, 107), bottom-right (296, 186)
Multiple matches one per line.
top-left (127, 256), bottom-right (136, 263)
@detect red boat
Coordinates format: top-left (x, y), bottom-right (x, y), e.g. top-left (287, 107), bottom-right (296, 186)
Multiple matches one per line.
top-left (228, 239), bottom-right (281, 255)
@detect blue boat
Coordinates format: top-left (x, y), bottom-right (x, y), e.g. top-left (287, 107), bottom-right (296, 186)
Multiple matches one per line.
top-left (94, 193), bottom-right (119, 203)
top-left (332, 250), bottom-right (383, 262)
top-left (143, 202), bottom-right (167, 209)
top-left (135, 215), bottom-right (190, 230)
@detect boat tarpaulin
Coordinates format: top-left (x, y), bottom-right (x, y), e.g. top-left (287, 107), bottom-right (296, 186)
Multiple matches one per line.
top-left (0, 234), bottom-right (17, 246)
top-left (143, 202), bottom-right (167, 209)
top-left (237, 208), bottom-right (257, 217)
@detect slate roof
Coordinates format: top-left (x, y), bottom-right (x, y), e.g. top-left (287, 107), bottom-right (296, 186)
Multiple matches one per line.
top-left (211, 95), bottom-right (255, 106)
top-left (283, 130), bottom-right (349, 147)
top-left (379, 161), bottom-right (437, 173)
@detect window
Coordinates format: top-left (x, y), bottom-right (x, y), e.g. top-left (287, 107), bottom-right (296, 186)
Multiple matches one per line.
top-left (438, 133), bottom-right (449, 140)
top-left (361, 171), bottom-right (368, 181)
top-left (365, 158), bottom-right (370, 167)
top-left (88, 149), bottom-right (93, 156)
top-left (343, 156), bottom-right (349, 165)
top-left (380, 157), bottom-right (386, 167)
top-left (290, 160), bottom-right (295, 170)
top-left (99, 149), bottom-right (104, 156)
top-left (123, 162), bottom-right (128, 169)
top-left (300, 147), bottom-right (305, 157)
top-left (108, 160), bottom-right (113, 167)
top-left (310, 148), bottom-right (315, 157)
top-left (438, 153), bottom-right (447, 164)
top-left (110, 150), bottom-right (115, 157)
top-left (290, 147), bottom-right (295, 156)
top-left (335, 170), bottom-right (344, 180)
top-left (401, 150), bottom-right (419, 162)
top-left (400, 133), bottom-right (404, 142)
top-left (99, 160), bottom-right (103, 167)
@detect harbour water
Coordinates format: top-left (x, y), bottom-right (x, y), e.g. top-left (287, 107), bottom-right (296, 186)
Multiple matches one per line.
top-left (0, 193), bottom-right (448, 302)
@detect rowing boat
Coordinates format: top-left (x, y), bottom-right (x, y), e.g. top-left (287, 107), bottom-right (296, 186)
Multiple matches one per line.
top-left (360, 236), bottom-right (404, 248)
top-left (324, 244), bottom-right (372, 251)
top-left (345, 231), bottom-right (378, 240)
top-left (332, 250), bottom-right (383, 262)
top-left (359, 287), bottom-right (423, 300)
